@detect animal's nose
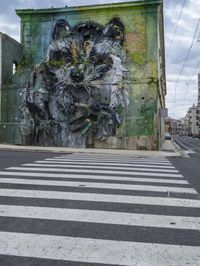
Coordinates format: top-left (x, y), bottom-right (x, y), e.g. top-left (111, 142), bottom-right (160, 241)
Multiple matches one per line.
top-left (70, 68), bottom-right (84, 82)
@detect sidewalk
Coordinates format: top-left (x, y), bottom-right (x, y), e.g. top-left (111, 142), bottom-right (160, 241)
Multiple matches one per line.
top-left (0, 140), bottom-right (185, 157)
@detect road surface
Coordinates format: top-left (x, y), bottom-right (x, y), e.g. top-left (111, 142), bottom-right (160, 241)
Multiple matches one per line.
top-left (0, 149), bottom-right (199, 265)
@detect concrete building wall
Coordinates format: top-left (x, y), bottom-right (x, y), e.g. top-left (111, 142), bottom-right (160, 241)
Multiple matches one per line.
top-left (0, 33), bottom-right (23, 142)
top-left (182, 74), bottom-right (200, 137)
top-left (191, 107), bottom-right (199, 136)
top-left (186, 105), bottom-right (199, 136)
top-left (197, 73), bottom-right (200, 133)
top-left (0, 0), bottom-right (166, 149)
top-left (198, 73), bottom-right (200, 105)
top-left (0, 35), bottom-right (2, 121)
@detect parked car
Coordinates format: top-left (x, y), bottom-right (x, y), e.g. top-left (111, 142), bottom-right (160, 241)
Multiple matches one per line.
top-left (164, 132), bottom-right (171, 140)
top-left (192, 134), bottom-right (199, 138)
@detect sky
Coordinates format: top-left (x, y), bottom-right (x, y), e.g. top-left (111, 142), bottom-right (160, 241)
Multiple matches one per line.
top-left (0, 0), bottom-right (200, 119)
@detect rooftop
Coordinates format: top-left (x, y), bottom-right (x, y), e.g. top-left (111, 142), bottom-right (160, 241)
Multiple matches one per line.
top-left (16, 0), bottom-right (162, 15)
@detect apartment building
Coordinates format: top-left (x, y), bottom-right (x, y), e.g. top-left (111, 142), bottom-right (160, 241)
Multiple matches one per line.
top-left (185, 105), bottom-right (199, 136)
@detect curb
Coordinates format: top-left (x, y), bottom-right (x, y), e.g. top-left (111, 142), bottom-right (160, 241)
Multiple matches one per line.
top-left (0, 144), bottom-right (182, 157)
top-left (171, 140), bottom-right (190, 158)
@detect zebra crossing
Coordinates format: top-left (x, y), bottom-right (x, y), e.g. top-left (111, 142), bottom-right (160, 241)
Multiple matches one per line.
top-left (0, 153), bottom-right (200, 265)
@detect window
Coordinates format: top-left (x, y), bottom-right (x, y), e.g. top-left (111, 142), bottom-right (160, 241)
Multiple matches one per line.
top-left (12, 61), bottom-right (18, 75)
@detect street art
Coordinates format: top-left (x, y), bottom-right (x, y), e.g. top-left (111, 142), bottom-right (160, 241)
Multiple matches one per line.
top-left (18, 18), bottom-right (129, 147)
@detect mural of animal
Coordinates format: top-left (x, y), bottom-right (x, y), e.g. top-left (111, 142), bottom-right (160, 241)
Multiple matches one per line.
top-left (18, 17), bottom-right (129, 147)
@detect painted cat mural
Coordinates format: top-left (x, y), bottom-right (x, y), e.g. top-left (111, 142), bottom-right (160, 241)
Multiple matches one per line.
top-left (18, 17), bottom-right (129, 147)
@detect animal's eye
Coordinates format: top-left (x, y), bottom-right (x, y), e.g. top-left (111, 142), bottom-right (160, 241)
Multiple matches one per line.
top-left (50, 49), bottom-right (72, 63)
top-left (95, 64), bottom-right (110, 74)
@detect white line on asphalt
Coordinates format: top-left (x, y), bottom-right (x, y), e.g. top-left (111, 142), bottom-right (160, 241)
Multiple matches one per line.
top-left (0, 232), bottom-right (199, 265)
top-left (0, 189), bottom-right (199, 208)
top-left (46, 158), bottom-right (173, 166)
top-left (185, 150), bottom-right (196, 154)
top-left (52, 156), bottom-right (171, 163)
top-left (0, 177), bottom-right (196, 194)
top-left (60, 153), bottom-right (170, 157)
top-left (52, 157), bottom-right (172, 164)
top-left (0, 205), bottom-right (199, 230)
top-left (174, 139), bottom-right (195, 152)
top-left (0, 171), bottom-right (189, 184)
top-left (6, 167), bottom-right (183, 178)
top-left (36, 160), bottom-right (176, 169)
top-left (55, 154), bottom-right (171, 160)
top-left (48, 157), bottom-right (173, 164)
top-left (22, 163), bottom-right (179, 173)
top-left (58, 155), bottom-right (170, 162)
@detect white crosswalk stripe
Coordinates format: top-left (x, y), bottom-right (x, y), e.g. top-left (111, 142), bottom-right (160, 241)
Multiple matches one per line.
top-left (35, 160), bottom-right (177, 168)
top-left (5, 166), bottom-right (184, 177)
top-left (0, 204), bottom-right (199, 230)
top-left (1, 232), bottom-right (199, 266)
top-left (0, 188), bottom-right (199, 207)
top-left (0, 153), bottom-right (199, 265)
top-left (50, 157), bottom-right (172, 165)
top-left (0, 177), bottom-right (196, 193)
top-left (22, 163), bottom-right (179, 172)
top-left (0, 171), bottom-right (189, 184)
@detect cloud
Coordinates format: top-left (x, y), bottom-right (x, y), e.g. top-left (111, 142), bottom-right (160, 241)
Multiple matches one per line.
top-left (164, 0), bottom-right (200, 118)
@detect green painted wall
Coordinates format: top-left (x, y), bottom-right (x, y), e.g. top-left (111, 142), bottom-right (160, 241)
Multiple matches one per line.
top-left (0, 34), bottom-right (23, 143)
top-left (0, 1), bottom-right (165, 150)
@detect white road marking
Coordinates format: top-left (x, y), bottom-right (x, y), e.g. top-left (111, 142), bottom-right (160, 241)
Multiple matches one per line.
top-left (0, 232), bottom-right (199, 265)
top-left (55, 154), bottom-right (170, 160)
top-left (0, 189), bottom-right (199, 208)
top-left (22, 163), bottom-right (179, 173)
top-left (0, 154), bottom-right (199, 266)
top-left (0, 171), bottom-right (188, 184)
top-left (60, 153), bottom-right (169, 157)
top-left (173, 139), bottom-right (195, 153)
top-left (185, 150), bottom-right (196, 154)
top-left (51, 157), bottom-right (172, 165)
top-left (6, 167), bottom-right (183, 178)
top-left (0, 177), bottom-right (196, 194)
top-left (0, 205), bottom-right (199, 230)
top-left (58, 155), bottom-right (170, 162)
top-left (36, 160), bottom-right (176, 169)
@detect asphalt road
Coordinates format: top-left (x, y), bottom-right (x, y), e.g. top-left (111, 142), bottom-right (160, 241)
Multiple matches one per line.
top-left (0, 149), bottom-right (199, 265)
top-left (172, 135), bottom-right (200, 194)
top-left (0, 150), bottom-right (71, 170)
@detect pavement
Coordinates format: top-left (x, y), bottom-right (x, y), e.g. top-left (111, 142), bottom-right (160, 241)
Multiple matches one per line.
top-left (0, 139), bottom-right (199, 265)
top-left (0, 139), bottom-right (185, 157)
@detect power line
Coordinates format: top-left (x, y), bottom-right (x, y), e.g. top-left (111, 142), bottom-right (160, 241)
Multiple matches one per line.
top-left (171, 48), bottom-right (188, 64)
top-left (181, 60), bottom-right (200, 112)
top-left (171, 39), bottom-right (199, 64)
top-left (166, 0), bottom-right (187, 59)
top-left (173, 17), bottom-right (200, 104)
top-left (167, 80), bottom-right (196, 84)
top-left (198, 29), bottom-right (200, 41)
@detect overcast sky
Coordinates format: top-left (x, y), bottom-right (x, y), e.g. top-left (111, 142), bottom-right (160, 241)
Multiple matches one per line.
top-left (0, 0), bottom-right (200, 119)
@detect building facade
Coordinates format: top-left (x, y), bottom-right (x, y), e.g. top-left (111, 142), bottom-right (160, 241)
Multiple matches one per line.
top-left (0, 0), bottom-right (166, 150)
top-left (180, 74), bottom-right (200, 137)
top-left (165, 117), bottom-right (183, 135)
top-left (0, 33), bottom-right (23, 142)
top-left (185, 105), bottom-right (199, 137)
top-left (198, 73), bottom-right (200, 132)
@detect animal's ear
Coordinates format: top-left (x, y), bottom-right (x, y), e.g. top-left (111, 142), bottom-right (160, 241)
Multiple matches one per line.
top-left (103, 17), bottom-right (125, 45)
top-left (52, 19), bottom-right (71, 40)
